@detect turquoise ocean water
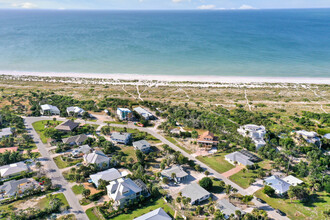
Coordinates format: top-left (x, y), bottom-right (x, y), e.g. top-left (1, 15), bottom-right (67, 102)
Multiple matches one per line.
top-left (0, 9), bottom-right (330, 77)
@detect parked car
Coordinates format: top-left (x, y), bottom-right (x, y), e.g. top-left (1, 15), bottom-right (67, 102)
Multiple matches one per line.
top-left (256, 198), bottom-right (266, 203)
top-left (276, 209), bottom-right (286, 216)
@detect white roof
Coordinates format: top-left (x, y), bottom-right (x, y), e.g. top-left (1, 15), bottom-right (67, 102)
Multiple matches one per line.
top-left (134, 208), bottom-right (171, 220)
top-left (282, 175), bottom-right (303, 185)
top-left (90, 168), bottom-right (125, 187)
top-left (0, 162), bottom-right (28, 177)
top-left (117, 108), bottom-right (131, 112)
top-left (242, 124), bottom-right (266, 132)
top-left (324, 133), bottom-right (330, 139)
top-left (0, 127), bottom-right (12, 138)
top-left (67, 106), bottom-right (85, 114)
top-left (40, 104), bottom-right (59, 112)
top-left (296, 130), bottom-right (318, 138)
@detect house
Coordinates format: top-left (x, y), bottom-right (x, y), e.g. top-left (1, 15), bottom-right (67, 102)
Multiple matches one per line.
top-left (66, 106), bottom-right (85, 116)
top-left (133, 140), bottom-right (151, 153)
top-left (216, 199), bottom-right (244, 219)
top-left (134, 208), bottom-right (171, 220)
top-left (180, 182), bottom-right (211, 205)
top-left (237, 124), bottom-right (266, 150)
top-left (197, 131), bottom-right (219, 147)
top-left (161, 165), bottom-right (189, 183)
top-left (72, 145), bottom-right (92, 157)
top-left (110, 132), bottom-right (132, 145)
top-left (0, 162), bottom-right (29, 179)
top-left (62, 134), bottom-right (88, 146)
top-left (117, 108), bottom-right (132, 120)
top-left (324, 133), bottom-right (330, 140)
top-left (282, 175), bottom-right (303, 186)
top-left (133, 107), bottom-right (154, 120)
top-left (90, 168), bottom-right (128, 188)
top-left (40, 104), bottom-right (60, 115)
top-left (264, 175), bottom-right (291, 195)
top-left (0, 127), bottom-right (13, 139)
top-left (170, 128), bottom-right (181, 135)
top-left (0, 178), bottom-right (38, 199)
top-left (55, 120), bottom-right (79, 132)
top-left (107, 178), bottom-right (143, 208)
top-left (83, 150), bottom-right (110, 169)
top-left (225, 152), bottom-right (254, 166)
top-left (0, 147), bottom-right (18, 154)
top-left (295, 130), bottom-right (321, 146)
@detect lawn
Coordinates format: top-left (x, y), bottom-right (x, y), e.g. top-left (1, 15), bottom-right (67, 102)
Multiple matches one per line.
top-left (32, 120), bottom-right (61, 143)
top-left (254, 190), bottom-right (330, 220)
top-left (111, 198), bottom-right (174, 220)
top-left (53, 155), bottom-right (83, 169)
top-left (165, 135), bottom-right (192, 154)
top-left (229, 169), bottom-right (257, 189)
top-left (86, 207), bottom-right (104, 220)
top-left (229, 160), bottom-right (273, 189)
top-left (72, 184), bottom-right (85, 195)
top-left (37, 193), bottom-right (69, 210)
top-left (196, 152), bottom-right (234, 174)
top-left (120, 146), bottom-right (137, 162)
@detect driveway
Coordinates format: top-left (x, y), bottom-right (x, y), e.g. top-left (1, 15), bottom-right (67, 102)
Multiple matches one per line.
top-left (24, 117), bottom-right (88, 220)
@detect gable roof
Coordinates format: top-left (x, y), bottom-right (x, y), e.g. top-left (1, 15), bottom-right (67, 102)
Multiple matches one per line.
top-left (161, 165), bottom-right (188, 179)
top-left (217, 199), bottom-right (244, 217)
top-left (40, 104), bottom-right (60, 112)
top-left (0, 162), bottom-right (28, 177)
top-left (133, 107), bottom-right (153, 119)
top-left (107, 178), bottom-right (142, 201)
top-left (55, 120), bottom-right (79, 132)
top-left (181, 182), bottom-right (210, 203)
top-left (62, 134), bottom-right (88, 144)
top-left (67, 106), bottom-right (85, 114)
top-left (0, 178), bottom-right (36, 196)
top-left (225, 152), bottom-right (254, 166)
top-left (90, 168), bottom-right (123, 186)
top-left (111, 132), bottom-right (131, 141)
top-left (265, 175), bottom-right (291, 194)
top-left (134, 208), bottom-right (171, 220)
top-left (133, 140), bottom-right (151, 150)
top-left (84, 151), bottom-right (110, 165)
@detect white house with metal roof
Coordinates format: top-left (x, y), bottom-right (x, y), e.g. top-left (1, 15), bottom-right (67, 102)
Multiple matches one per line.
top-left (264, 175), bottom-right (291, 195)
top-left (237, 124), bottom-right (266, 150)
top-left (282, 175), bottom-right (303, 186)
top-left (161, 165), bottom-right (189, 183)
top-left (83, 150), bottom-right (110, 169)
top-left (90, 168), bottom-right (128, 188)
top-left (40, 104), bottom-right (60, 115)
top-left (225, 151), bottom-right (254, 166)
top-left (66, 106), bottom-right (85, 116)
top-left (133, 107), bottom-right (154, 120)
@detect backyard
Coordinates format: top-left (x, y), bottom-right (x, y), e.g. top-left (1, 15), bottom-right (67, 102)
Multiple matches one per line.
top-left (254, 190), bottom-right (330, 220)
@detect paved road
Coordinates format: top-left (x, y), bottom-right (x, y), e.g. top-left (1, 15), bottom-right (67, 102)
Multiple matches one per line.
top-left (26, 116), bottom-right (289, 220)
top-left (24, 117), bottom-right (88, 220)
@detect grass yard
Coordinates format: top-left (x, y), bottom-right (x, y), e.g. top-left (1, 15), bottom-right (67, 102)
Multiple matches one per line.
top-left (111, 198), bottom-right (174, 220)
top-left (120, 146), bottom-right (137, 162)
top-left (72, 184), bottom-right (85, 195)
top-left (197, 152), bottom-right (234, 174)
top-left (86, 207), bottom-right (104, 220)
top-left (254, 190), bottom-right (330, 220)
top-left (37, 193), bottom-right (69, 210)
top-left (32, 120), bottom-right (61, 143)
top-left (53, 155), bottom-right (83, 169)
top-left (229, 169), bottom-right (258, 189)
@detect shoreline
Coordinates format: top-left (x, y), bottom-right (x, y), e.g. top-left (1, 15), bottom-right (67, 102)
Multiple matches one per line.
top-left (1, 71), bottom-right (330, 85)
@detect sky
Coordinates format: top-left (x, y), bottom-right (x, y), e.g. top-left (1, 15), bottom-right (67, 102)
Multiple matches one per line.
top-left (0, 0), bottom-right (330, 10)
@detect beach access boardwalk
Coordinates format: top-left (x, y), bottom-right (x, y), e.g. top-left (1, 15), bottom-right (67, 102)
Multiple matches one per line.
top-left (24, 116), bottom-right (289, 220)
top-left (24, 117), bottom-right (88, 220)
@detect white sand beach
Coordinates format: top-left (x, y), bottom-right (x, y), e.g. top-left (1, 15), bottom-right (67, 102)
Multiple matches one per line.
top-left (1, 71), bottom-right (329, 85)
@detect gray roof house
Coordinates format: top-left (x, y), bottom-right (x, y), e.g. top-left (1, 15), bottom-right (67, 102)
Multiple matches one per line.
top-left (72, 144), bottom-right (92, 157)
top-left (107, 178), bottom-right (142, 208)
top-left (225, 151), bottom-right (254, 166)
top-left (90, 168), bottom-right (128, 188)
top-left (40, 104), bottom-right (60, 115)
top-left (264, 175), bottom-right (291, 195)
top-left (83, 151), bottom-right (110, 169)
top-left (133, 140), bottom-right (151, 153)
top-left (133, 107), bottom-right (154, 120)
top-left (0, 128), bottom-right (13, 139)
top-left (66, 106), bottom-right (85, 116)
top-left (134, 208), bottom-right (171, 220)
top-left (62, 134), bottom-right (88, 145)
top-left (110, 132), bottom-right (132, 145)
top-left (216, 199), bottom-right (244, 219)
top-left (55, 120), bottom-right (79, 132)
top-left (0, 162), bottom-right (29, 178)
top-left (181, 183), bottom-right (211, 205)
top-left (161, 165), bottom-right (189, 183)
top-left (0, 178), bottom-right (38, 199)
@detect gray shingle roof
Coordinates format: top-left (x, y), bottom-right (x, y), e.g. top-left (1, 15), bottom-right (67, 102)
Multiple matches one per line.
top-left (216, 199), bottom-right (244, 217)
top-left (181, 183), bottom-right (210, 203)
top-left (62, 134), bottom-right (88, 144)
top-left (0, 178), bottom-right (36, 197)
top-left (133, 140), bottom-right (151, 151)
top-left (161, 165), bottom-right (188, 179)
top-left (55, 120), bottom-right (79, 132)
top-left (134, 208), bottom-right (172, 220)
top-left (111, 132), bottom-right (131, 142)
top-left (90, 168), bottom-right (122, 187)
top-left (84, 151), bottom-right (110, 165)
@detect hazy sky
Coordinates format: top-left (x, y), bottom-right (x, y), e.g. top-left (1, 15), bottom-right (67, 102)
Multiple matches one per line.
top-left (0, 0), bottom-right (330, 10)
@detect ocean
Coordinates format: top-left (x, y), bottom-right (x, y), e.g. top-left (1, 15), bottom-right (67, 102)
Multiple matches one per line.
top-left (0, 9), bottom-right (330, 78)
